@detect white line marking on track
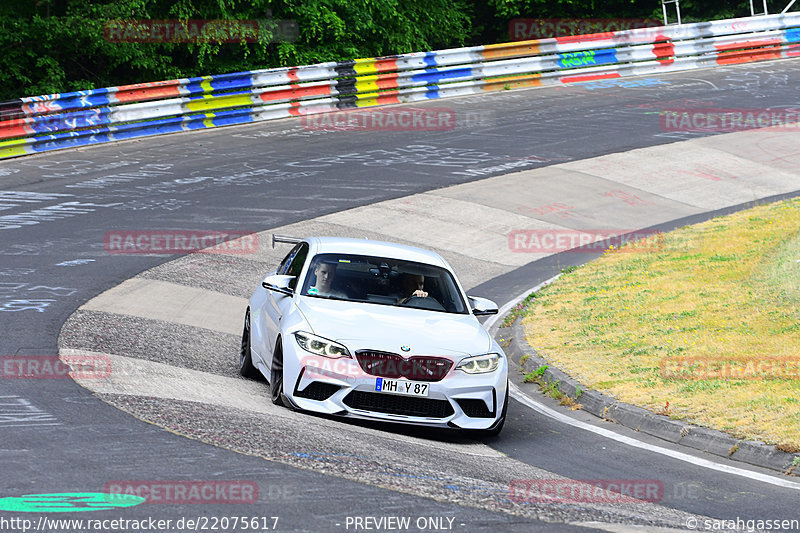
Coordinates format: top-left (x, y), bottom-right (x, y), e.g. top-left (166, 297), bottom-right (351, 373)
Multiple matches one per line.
top-left (482, 275), bottom-right (560, 333)
top-left (0, 423), bottom-right (61, 428)
top-left (509, 382), bottom-right (800, 491)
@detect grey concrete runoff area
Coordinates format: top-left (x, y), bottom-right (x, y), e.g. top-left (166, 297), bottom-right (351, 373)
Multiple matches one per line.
top-left (2, 59), bottom-right (800, 531)
top-left (60, 110), bottom-right (800, 526)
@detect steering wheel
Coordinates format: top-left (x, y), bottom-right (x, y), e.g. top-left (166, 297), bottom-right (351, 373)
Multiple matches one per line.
top-left (400, 296), bottom-right (446, 311)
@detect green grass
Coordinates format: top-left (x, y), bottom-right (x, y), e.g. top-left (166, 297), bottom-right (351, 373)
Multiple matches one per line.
top-left (521, 198), bottom-right (800, 448)
top-left (759, 231), bottom-right (800, 312)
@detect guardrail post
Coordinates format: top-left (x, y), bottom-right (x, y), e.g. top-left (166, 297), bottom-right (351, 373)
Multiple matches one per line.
top-left (662, 0), bottom-right (682, 25)
top-left (750, 0), bottom-right (769, 15)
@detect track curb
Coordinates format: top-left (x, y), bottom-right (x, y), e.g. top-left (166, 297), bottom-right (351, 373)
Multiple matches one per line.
top-left (504, 319), bottom-right (800, 476)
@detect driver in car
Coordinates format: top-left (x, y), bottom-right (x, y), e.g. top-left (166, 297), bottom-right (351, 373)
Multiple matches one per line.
top-left (308, 260), bottom-right (348, 298)
top-left (398, 273), bottom-right (428, 303)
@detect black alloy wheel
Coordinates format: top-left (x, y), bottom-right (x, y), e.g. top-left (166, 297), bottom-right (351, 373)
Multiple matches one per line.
top-left (239, 309), bottom-right (258, 379)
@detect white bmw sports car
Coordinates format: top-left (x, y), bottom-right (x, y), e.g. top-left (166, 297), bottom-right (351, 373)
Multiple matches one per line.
top-left (239, 236), bottom-right (508, 435)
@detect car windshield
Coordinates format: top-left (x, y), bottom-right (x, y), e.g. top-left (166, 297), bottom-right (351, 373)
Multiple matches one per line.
top-left (300, 253), bottom-right (468, 314)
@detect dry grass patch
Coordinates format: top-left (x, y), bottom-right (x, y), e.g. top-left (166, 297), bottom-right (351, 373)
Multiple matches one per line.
top-left (522, 198), bottom-right (800, 448)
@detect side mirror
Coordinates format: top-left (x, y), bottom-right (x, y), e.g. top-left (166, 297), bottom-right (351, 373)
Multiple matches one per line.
top-left (262, 274), bottom-right (296, 297)
top-left (468, 296), bottom-right (498, 316)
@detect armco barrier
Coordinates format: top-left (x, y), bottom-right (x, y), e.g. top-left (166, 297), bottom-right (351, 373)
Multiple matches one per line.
top-left (1, 13), bottom-right (799, 160)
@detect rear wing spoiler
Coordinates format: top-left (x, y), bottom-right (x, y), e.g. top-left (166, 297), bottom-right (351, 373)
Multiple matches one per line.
top-left (271, 234), bottom-right (303, 248)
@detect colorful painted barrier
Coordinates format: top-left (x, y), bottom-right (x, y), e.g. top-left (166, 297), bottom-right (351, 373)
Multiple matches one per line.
top-left (1, 12), bottom-right (799, 159)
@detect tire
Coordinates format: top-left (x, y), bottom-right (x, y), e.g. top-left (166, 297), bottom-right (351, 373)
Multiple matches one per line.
top-left (481, 383), bottom-right (509, 437)
top-left (239, 309), bottom-right (258, 379)
top-left (270, 340), bottom-right (286, 406)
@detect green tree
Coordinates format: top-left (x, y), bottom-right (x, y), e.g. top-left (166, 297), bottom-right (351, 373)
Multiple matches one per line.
top-left (0, 0), bottom-right (473, 100)
top-left (0, 0), bottom-right (793, 101)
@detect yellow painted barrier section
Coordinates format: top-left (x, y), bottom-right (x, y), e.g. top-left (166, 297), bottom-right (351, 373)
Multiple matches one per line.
top-left (354, 73), bottom-right (401, 94)
top-left (199, 77), bottom-right (214, 97)
top-left (353, 57), bottom-right (399, 75)
top-left (0, 137), bottom-right (30, 158)
top-left (483, 74), bottom-right (543, 91)
top-left (483, 41), bottom-right (541, 60)
top-left (355, 99), bottom-right (379, 108)
top-left (353, 59), bottom-right (378, 76)
top-left (185, 93), bottom-right (254, 112)
top-left (354, 77), bottom-right (379, 94)
top-left (354, 91), bottom-right (382, 107)
top-left (354, 90), bottom-right (401, 108)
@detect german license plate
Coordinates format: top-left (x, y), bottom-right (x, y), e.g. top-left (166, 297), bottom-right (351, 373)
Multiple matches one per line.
top-left (375, 378), bottom-right (429, 397)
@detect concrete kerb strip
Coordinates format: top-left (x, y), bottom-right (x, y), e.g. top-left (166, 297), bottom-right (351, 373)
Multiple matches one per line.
top-left (81, 277), bottom-right (247, 336)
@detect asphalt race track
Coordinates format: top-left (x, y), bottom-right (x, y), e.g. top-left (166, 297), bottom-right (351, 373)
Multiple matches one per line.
top-left (2, 59), bottom-right (800, 532)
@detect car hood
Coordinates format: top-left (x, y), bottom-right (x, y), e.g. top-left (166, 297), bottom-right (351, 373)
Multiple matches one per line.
top-left (295, 296), bottom-right (491, 358)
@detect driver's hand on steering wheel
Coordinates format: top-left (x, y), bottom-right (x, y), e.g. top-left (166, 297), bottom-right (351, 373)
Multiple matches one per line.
top-left (400, 289), bottom-right (428, 304)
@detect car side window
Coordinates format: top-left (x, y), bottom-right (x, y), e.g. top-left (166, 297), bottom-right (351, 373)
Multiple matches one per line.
top-left (286, 242), bottom-right (309, 278)
top-left (277, 243), bottom-right (305, 275)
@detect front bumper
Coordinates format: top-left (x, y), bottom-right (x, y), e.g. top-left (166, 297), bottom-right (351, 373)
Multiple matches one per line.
top-left (283, 343), bottom-right (508, 430)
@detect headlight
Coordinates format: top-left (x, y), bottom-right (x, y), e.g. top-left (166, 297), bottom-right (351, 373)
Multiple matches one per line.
top-left (457, 353), bottom-right (500, 374)
top-left (294, 331), bottom-right (351, 359)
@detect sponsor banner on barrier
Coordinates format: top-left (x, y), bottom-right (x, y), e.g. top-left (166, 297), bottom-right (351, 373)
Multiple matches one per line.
top-left (661, 108), bottom-right (800, 132)
top-left (508, 229), bottom-right (663, 253)
top-left (104, 19), bottom-right (298, 43)
top-left (660, 356), bottom-right (800, 380)
top-left (509, 479), bottom-right (664, 503)
top-left (103, 481), bottom-right (258, 504)
top-left (509, 18), bottom-right (660, 40)
top-left (1, 355), bottom-right (111, 379)
top-left (104, 230), bottom-right (258, 255)
top-left (301, 108), bottom-right (457, 132)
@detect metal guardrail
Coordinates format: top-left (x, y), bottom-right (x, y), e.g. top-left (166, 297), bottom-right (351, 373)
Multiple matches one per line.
top-left (1, 13), bottom-right (798, 160)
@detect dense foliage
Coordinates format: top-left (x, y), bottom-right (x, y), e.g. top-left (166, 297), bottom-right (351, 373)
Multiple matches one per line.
top-left (0, 0), bottom-right (789, 100)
